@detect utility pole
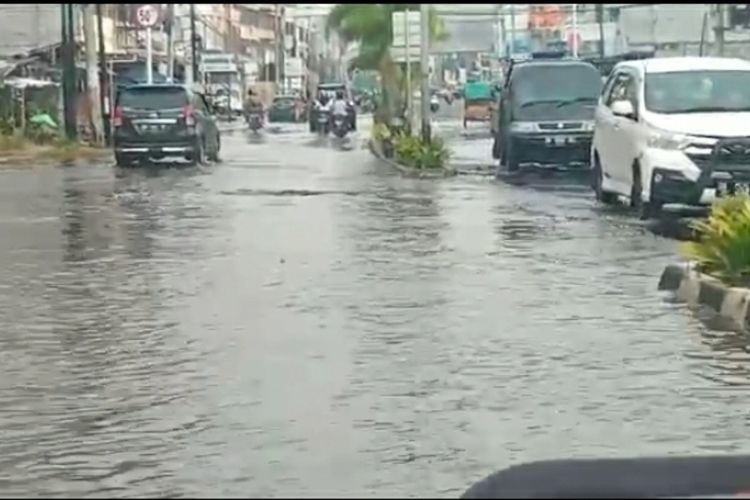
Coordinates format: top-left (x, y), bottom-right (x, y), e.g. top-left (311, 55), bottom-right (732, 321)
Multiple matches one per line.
top-left (190, 3), bottom-right (198, 85)
top-left (60, 3), bottom-right (78, 140)
top-left (83, 4), bottom-right (103, 144)
top-left (275, 4), bottom-right (282, 90)
top-left (715, 4), bottom-right (726, 56)
top-left (571, 4), bottom-right (578, 58)
top-left (166, 4), bottom-right (175, 82)
top-left (509, 4), bottom-right (516, 56)
top-left (405, 7), bottom-right (412, 131)
top-left (95, 3), bottom-right (110, 145)
top-left (596, 3), bottom-right (605, 58)
top-left (419, 3), bottom-right (430, 144)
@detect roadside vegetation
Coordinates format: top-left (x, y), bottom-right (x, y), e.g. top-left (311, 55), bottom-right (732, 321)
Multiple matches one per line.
top-left (0, 115), bottom-right (107, 165)
top-left (326, 4), bottom-right (448, 126)
top-left (682, 195), bottom-right (750, 287)
top-left (371, 122), bottom-right (450, 170)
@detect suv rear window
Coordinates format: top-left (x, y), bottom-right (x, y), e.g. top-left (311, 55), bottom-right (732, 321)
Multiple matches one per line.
top-left (119, 87), bottom-right (189, 110)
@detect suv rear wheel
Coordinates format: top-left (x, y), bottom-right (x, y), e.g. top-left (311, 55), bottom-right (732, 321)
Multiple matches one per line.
top-left (115, 152), bottom-right (137, 168)
top-left (187, 137), bottom-right (206, 166)
top-left (207, 135), bottom-right (221, 162)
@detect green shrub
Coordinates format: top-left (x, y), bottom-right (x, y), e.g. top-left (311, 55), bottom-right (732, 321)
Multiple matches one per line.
top-left (393, 133), bottom-right (450, 169)
top-left (682, 194), bottom-right (750, 286)
top-left (417, 136), bottom-right (450, 169)
top-left (371, 122), bottom-right (391, 143)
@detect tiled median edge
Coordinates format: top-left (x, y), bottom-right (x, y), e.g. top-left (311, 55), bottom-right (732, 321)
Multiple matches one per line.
top-left (659, 262), bottom-right (750, 330)
top-left (367, 139), bottom-right (457, 179)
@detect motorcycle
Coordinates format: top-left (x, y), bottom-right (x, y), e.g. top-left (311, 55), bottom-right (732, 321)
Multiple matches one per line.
top-left (331, 113), bottom-right (349, 139)
top-left (316, 108), bottom-right (330, 136)
top-left (430, 95), bottom-right (440, 113)
top-left (246, 111), bottom-right (263, 133)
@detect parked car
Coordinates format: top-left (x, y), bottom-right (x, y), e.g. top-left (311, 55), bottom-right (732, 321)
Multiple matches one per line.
top-left (493, 57), bottom-right (602, 172)
top-left (591, 57), bottom-right (750, 219)
top-left (113, 84), bottom-right (221, 167)
top-left (268, 95), bottom-right (307, 123)
top-left (309, 83), bottom-right (356, 132)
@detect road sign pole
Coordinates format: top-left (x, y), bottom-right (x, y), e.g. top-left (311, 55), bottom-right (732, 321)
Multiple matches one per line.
top-left (405, 8), bottom-right (412, 130)
top-left (146, 27), bottom-right (153, 84)
top-left (420, 3), bottom-right (431, 144)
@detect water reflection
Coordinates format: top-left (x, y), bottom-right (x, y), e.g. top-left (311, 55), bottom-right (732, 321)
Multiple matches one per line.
top-left (3, 130), bottom-right (750, 497)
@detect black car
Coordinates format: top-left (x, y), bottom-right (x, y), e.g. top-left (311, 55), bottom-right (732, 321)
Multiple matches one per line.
top-left (113, 84), bottom-right (221, 167)
top-left (309, 83), bottom-right (356, 132)
top-left (493, 58), bottom-right (602, 172)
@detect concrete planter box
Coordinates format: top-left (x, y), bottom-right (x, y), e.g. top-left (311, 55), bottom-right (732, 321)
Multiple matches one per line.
top-left (368, 139), bottom-right (457, 179)
top-left (659, 262), bottom-right (750, 330)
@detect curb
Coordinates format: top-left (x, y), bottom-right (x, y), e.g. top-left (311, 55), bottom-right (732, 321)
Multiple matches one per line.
top-left (658, 262), bottom-right (750, 330)
top-left (368, 139), bottom-right (457, 179)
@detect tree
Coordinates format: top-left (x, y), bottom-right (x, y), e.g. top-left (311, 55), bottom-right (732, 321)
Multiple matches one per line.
top-left (326, 4), bottom-right (448, 123)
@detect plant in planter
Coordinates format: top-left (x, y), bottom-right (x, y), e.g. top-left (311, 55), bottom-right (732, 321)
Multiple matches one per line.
top-left (682, 194), bottom-right (750, 286)
top-left (393, 133), bottom-right (451, 170)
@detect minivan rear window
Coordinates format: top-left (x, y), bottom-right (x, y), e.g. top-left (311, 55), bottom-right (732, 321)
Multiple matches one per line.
top-left (119, 87), bottom-right (189, 110)
top-left (513, 64), bottom-right (602, 105)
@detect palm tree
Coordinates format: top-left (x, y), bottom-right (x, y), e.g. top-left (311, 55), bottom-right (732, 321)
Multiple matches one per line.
top-left (326, 4), bottom-right (448, 123)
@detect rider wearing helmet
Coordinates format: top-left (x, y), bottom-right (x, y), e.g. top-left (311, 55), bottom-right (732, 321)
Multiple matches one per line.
top-left (244, 88), bottom-right (263, 115)
top-left (331, 89), bottom-right (348, 118)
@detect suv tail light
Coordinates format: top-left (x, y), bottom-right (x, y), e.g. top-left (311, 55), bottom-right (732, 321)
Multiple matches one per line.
top-left (181, 104), bottom-right (196, 126)
top-left (113, 105), bottom-right (123, 127)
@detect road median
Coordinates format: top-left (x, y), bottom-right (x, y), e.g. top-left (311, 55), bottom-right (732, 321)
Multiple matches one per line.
top-left (659, 263), bottom-right (750, 331)
top-left (368, 137), bottom-right (457, 179)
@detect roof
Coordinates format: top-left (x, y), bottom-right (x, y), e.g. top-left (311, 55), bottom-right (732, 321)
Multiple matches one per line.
top-left (617, 57), bottom-right (750, 74)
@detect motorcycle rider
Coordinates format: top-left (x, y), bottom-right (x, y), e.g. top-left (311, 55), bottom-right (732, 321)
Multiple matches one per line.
top-left (330, 90), bottom-right (349, 132)
top-left (244, 89), bottom-right (264, 121)
top-left (313, 91), bottom-right (332, 133)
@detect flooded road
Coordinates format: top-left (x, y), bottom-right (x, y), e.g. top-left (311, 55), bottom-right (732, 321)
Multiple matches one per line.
top-left (1, 116), bottom-right (749, 498)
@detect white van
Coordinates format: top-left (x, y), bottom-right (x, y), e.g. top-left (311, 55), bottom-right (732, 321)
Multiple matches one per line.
top-left (591, 57), bottom-right (750, 218)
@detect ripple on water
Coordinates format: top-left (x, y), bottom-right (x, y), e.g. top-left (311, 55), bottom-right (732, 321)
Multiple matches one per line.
top-left (1, 142), bottom-right (750, 498)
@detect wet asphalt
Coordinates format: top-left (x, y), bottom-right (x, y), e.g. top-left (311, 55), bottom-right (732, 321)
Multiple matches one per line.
top-left (0, 106), bottom-right (747, 498)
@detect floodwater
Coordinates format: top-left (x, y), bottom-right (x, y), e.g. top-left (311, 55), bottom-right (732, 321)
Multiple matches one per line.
top-left (0, 116), bottom-right (749, 498)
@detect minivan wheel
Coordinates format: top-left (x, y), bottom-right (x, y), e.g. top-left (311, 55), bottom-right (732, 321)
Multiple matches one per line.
top-left (506, 137), bottom-right (520, 172)
top-left (593, 155), bottom-right (617, 204)
top-left (630, 163), bottom-right (659, 219)
top-left (630, 163), bottom-right (643, 209)
top-left (492, 136), bottom-right (501, 160)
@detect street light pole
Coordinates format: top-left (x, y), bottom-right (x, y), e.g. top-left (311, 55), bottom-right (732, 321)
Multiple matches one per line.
top-left (571, 4), bottom-right (578, 58)
top-left (60, 3), bottom-right (77, 140)
top-left (190, 3), bottom-right (198, 85)
top-left (419, 3), bottom-right (430, 143)
top-left (405, 7), bottom-right (412, 132)
top-left (96, 3), bottom-right (110, 145)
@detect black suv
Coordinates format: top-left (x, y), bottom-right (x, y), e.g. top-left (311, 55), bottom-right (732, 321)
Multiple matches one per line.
top-left (113, 84), bottom-right (221, 167)
top-left (493, 57), bottom-right (602, 172)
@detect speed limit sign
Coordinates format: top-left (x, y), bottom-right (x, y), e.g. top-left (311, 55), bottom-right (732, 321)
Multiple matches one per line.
top-left (135, 4), bottom-right (160, 28)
